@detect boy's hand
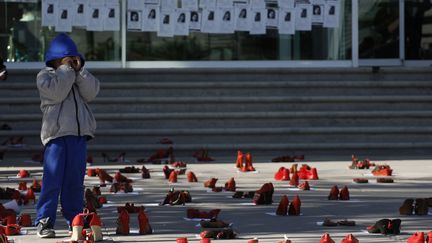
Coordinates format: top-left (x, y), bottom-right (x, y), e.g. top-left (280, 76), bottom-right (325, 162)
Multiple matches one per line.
top-left (71, 56), bottom-right (82, 72)
top-left (60, 57), bottom-right (74, 67)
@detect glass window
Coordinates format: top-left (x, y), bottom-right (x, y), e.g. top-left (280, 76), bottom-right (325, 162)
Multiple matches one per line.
top-left (358, 0), bottom-right (400, 59)
top-left (405, 0), bottom-right (432, 60)
top-left (0, 1), bottom-right (121, 62)
top-left (127, 1), bottom-right (352, 61)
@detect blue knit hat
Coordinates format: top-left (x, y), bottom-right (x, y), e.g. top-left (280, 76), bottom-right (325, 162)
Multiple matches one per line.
top-left (45, 33), bottom-right (85, 67)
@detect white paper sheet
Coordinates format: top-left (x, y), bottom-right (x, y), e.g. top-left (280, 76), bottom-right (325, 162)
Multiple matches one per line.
top-left (249, 8), bottom-right (266, 35)
top-left (217, 0), bottom-right (233, 8)
top-left (181, 0), bottom-right (198, 10)
top-left (278, 0), bottom-right (294, 9)
top-left (250, 0), bottom-right (265, 9)
top-left (311, 0), bottom-right (325, 24)
top-left (161, 0), bottom-right (177, 10)
top-left (201, 8), bottom-right (218, 33)
top-left (72, 0), bottom-right (87, 27)
top-left (87, 1), bottom-right (105, 31)
top-left (142, 4), bottom-right (159, 31)
top-left (234, 3), bottom-right (250, 31)
top-left (189, 10), bottom-right (201, 30)
top-left (127, 10), bottom-right (142, 30)
top-left (278, 8), bottom-right (295, 34)
top-left (158, 11), bottom-right (175, 37)
top-left (295, 2), bottom-right (312, 31)
top-left (217, 7), bottom-right (235, 33)
top-left (323, 0), bottom-right (340, 28)
top-left (200, 0), bottom-right (216, 9)
top-left (104, 0), bottom-right (120, 31)
top-left (266, 8), bottom-right (278, 27)
top-left (42, 0), bottom-right (58, 27)
top-left (56, 0), bottom-right (73, 32)
top-left (174, 9), bottom-right (190, 36)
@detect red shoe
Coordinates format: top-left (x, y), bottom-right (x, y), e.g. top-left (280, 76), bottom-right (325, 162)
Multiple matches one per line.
top-left (341, 234), bottom-right (359, 243)
top-left (187, 171), bottom-right (198, 182)
top-left (18, 214), bottom-right (32, 227)
top-left (30, 180), bottom-right (41, 192)
top-left (274, 167), bottom-right (285, 180)
top-left (17, 170), bottom-right (29, 178)
top-left (244, 152), bottom-right (255, 171)
top-left (290, 164), bottom-right (298, 174)
top-left (92, 186), bottom-right (101, 196)
top-left (114, 172), bottom-right (132, 183)
top-left (116, 209), bottom-right (130, 235)
top-left (96, 168), bottom-right (113, 185)
top-left (235, 150), bottom-right (244, 168)
top-left (224, 178), bottom-right (236, 192)
top-left (320, 233), bottom-right (335, 243)
top-left (328, 185), bottom-right (339, 200)
top-left (141, 166), bottom-right (151, 179)
top-left (98, 196), bottom-right (107, 205)
top-left (372, 165), bottom-right (392, 176)
top-left (163, 165), bottom-right (174, 179)
top-left (427, 231), bottom-right (432, 243)
top-left (2, 214), bottom-right (16, 225)
top-left (87, 168), bottom-right (97, 177)
top-left (204, 178), bottom-right (218, 188)
top-left (253, 183), bottom-right (274, 205)
top-left (71, 214), bottom-right (84, 241)
top-left (138, 208), bottom-right (152, 235)
top-left (168, 171), bottom-right (178, 183)
top-left (339, 186), bottom-right (350, 200)
top-left (290, 195), bottom-right (301, 216)
top-left (4, 224), bottom-right (20, 236)
top-left (201, 238), bottom-right (211, 243)
top-left (298, 164), bottom-right (318, 180)
top-left (289, 173), bottom-right (299, 187)
top-left (274, 167), bottom-right (289, 181)
top-left (90, 213), bottom-right (103, 241)
top-left (276, 195), bottom-right (289, 216)
top-left (25, 188), bottom-right (36, 204)
top-left (177, 238), bottom-right (188, 243)
top-left (298, 181), bottom-right (310, 191)
top-left (171, 161), bottom-right (187, 168)
top-left (17, 182), bottom-right (27, 191)
top-left (407, 232), bottom-right (424, 243)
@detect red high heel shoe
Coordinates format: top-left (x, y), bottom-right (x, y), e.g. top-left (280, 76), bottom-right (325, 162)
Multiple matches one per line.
top-left (372, 165), bottom-right (392, 176)
top-left (235, 150), bottom-right (244, 168)
top-left (204, 178), bottom-right (218, 188)
top-left (90, 213), bottom-right (103, 241)
top-left (163, 165), bottom-right (174, 179)
top-left (30, 180), bottom-right (41, 192)
top-left (298, 181), bottom-right (310, 191)
top-left (25, 188), bottom-right (36, 204)
top-left (253, 183), bottom-right (274, 205)
top-left (116, 209), bottom-right (130, 235)
top-left (114, 172), bottom-right (133, 183)
top-left (289, 195), bottom-right (301, 216)
top-left (187, 171), bottom-right (198, 182)
top-left (17, 214), bottom-right (32, 227)
top-left (141, 166), bottom-right (151, 179)
top-left (96, 168), bottom-right (113, 185)
top-left (341, 234), bottom-right (359, 243)
top-left (224, 178), bottom-right (236, 192)
top-left (289, 172), bottom-right (299, 187)
top-left (298, 164), bottom-right (318, 180)
top-left (70, 214), bottom-right (84, 241)
top-left (328, 185), bottom-right (339, 200)
top-left (407, 232), bottom-right (424, 243)
top-left (168, 171), bottom-right (178, 183)
top-left (138, 208), bottom-right (152, 235)
top-left (17, 182), bottom-right (26, 191)
top-left (320, 233), bottom-right (335, 243)
top-left (4, 224), bottom-right (20, 236)
top-left (276, 195), bottom-right (289, 216)
top-left (274, 167), bottom-right (288, 181)
top-left (339, 186), bottom-right (350, 200)
top-left (242, 152), bottom-right (255, 172)
top-left (87, 168), bottom-right (97, 177)
top-left (17, 170), bottom-right (30, 178)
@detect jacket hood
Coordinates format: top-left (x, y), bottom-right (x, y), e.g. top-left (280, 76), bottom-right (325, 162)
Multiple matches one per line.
top-left (45, 33), bottom-right (85, 67)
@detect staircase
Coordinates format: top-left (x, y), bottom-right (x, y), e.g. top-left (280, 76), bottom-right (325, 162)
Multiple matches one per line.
top-left (1, 67), bottom-right (432, 161)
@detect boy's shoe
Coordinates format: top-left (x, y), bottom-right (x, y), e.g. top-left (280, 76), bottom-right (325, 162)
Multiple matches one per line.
top-left (399, 199), bottom-right (414, 215)
top-left (36, 217), bottom-right (55, 238)
top-left (407, 232), bottom-right (424, 243)
top-left (320, 233), bottom-right (335, 243)
top-left (341, 234), bottom-right (359, 243)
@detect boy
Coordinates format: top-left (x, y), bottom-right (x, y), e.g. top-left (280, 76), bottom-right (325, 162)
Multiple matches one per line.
top-left (0, 57), bottom-right (7, 80)
top-left (35, 33), bottom-right (99, 238)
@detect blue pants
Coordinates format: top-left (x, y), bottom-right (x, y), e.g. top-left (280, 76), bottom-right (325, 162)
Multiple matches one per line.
top-left (35, 135), bottom-right (87, 226)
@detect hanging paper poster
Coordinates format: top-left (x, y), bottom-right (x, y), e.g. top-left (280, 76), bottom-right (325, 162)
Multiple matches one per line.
top-left (72, 0), bottom-right (87, 27)
top-left (250, 0), bottom-right (265, 10)
top-left (234, 3), bottom-right (250, 31)
top-left (217, 7), bottom-right (235, 33)
top-left (127, 10), bottom-right (142, 30)
top-left (189, 10), bottom-right (201, 30)
top-left (142, 4), bottom-right (159, 31)
top-left (42, 0), bottom-right (57, 26)
top-left (266, 8), bottom-right (278, 27)
top-left (181, 0), bottom-right (198, 10)
top-left (56, 0), bottom-right (73, 32)
top-left (323, 0), bottom-right (340, 28)
top-left (311, 0), bottom-right (325, 24)
top-left (87, 1), bottom-right (105, 31)
top-left (249, 8), bottom-right (266, 35)
top-left (201, 8), bottom-right (218, 33)
top-left (158, 11), bottom-right (175, 37)
top-left (161, 0), bottom-right (177, 10)
top-left (295, 2), bottom-right (312, 31)
top-left (278, 8), bottom-right (295, 34)
top-left (217, 0), bottom-right (233, 8)
top-left (199, 0), bottom-right (217, 9)
top-left (174, 10), bottom-right (190, 36)
top-left (277, 0), bottom-right (294, 9)
top-left (104, 0), bottom-right (120, 31)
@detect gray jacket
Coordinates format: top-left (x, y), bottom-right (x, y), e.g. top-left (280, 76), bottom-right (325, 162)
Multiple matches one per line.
top-left (37, 65), bottom-right (100, 145)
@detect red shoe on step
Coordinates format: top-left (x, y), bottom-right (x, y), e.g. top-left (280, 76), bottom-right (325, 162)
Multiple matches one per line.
top-left (276, 195), bottom-right (289, 216)
top-left (187, 171), bottom-right (198, 182)
top-left (328, 185), bottom-right (339, 200)
top-left (320, 233), bottom-right (335, 243)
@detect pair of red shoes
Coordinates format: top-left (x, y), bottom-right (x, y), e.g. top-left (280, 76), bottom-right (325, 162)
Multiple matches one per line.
top-left (16, 170), bottom-right (30, 178)
top-left (171, 161), bottom-right (187, 168)
top-left (407, 231), bottom-right (432, 243)
top-left (193, 148), bottom-right (214, 162)
top-left (328, 185), bottom-right (350, 200)
top-left (276, 195), bottom-right (301, 216)
top-left (350, 155), bottom-right (374, 169)
top-left (371, 165), bottom-right (393, 176)
top-left (116, 208), bottom-right (152, 235)
top-left (297, 164), bottom-right (319, 180)
top-left (187, 171), bottom-right (198, 182)
top-left (71, 210), bottom-right (103, 241)
top-left (186, 209), bottom-right (221, 219)
top-left (235, 151), bottom-right (255, 172)
top-left (274, 167), bottom-right (290, 181)
top-left (321, 233), bottom-right (359, 243)
top-left (17, 180), bottom-right (41, 193)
